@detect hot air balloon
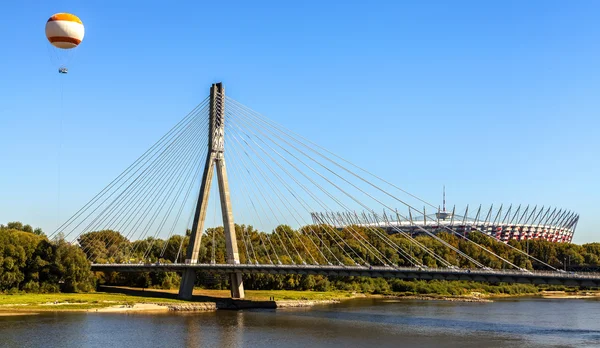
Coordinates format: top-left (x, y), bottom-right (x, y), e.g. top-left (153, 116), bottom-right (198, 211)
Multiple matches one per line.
top-left (45, 13), bottom-right (85, 74)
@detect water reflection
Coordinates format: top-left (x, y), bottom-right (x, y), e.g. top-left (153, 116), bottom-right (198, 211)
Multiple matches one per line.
top-left (0, 298), bottom-right (599, 348)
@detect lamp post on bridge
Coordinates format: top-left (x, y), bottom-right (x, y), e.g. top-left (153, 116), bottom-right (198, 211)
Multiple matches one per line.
top-left (178, 82), bottom-right (245, 300)
top-left (564, 255), bottom-right (571, 272)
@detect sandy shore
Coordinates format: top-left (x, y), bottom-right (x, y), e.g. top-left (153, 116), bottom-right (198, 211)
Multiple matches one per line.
top-left (382, 295), bottom-right (493, 303)
top-left (0, 302), bottom-right (213, 315)
top-left (540, 291), bottom-right (600, 299)
top-left (0, 312), bottom-right (39, 316)
top-left (275, 299), bottom-right (340, 308)
top-left (94, 303), bottom-right (170, 313)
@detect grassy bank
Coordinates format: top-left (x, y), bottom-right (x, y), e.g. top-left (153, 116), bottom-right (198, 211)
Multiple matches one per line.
top-left (100, 286), bottom-right (360, 302)
top-left (0, 292), bottom-right (187, 311)
top-left (1, 285), bottom-right (596, 313)
top-left (191, 288), bottom-right (357, 301)
top-left (0, 288), bottom-right (355, 312)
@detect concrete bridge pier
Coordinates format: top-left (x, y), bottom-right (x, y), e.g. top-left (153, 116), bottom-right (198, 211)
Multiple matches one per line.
top-left (178, 82), bottom-right (245, 300)
top-left (179, 269), bottom-right (197, 300)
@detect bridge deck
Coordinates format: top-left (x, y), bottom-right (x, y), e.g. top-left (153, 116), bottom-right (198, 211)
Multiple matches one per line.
top-left (91, 263), bottom-right (600, 287)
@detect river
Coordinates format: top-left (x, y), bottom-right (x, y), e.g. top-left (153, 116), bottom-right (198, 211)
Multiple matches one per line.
top-left (0, 297), bottom-right (599, 347)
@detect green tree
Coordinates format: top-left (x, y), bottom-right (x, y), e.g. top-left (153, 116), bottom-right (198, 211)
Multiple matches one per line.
top-left (6, 221), bottom-right (24, 231)
top-left (78, 230), bottom-right (130, 263)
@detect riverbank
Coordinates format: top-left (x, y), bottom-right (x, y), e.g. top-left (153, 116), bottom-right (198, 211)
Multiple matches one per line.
top-left (104, 287), bottom-right (358, 301)
top-left (0, 292), bottom-right (185, 313)
top-left (1, 288), bottom-right (597, 315)
top-left (538, 290), bottom-right (600, 299)
top-left (0, 312), bottom-right (39, 316)
top-left (3, 295), bottom-right (597, 348)
top-left (380, 289), bottom-right (600, 303)
top-left (382, 294), bottom-right (494, 303)
top-left (0, 288), bottom-right (352, 314)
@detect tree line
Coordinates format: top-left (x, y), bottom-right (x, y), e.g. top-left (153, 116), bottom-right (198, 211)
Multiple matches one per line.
top-left (2, 220), bottom-right (599, 294)
top-left (80, 224), bottom-right (600, 293)
top-left (0, 222), bottom-right (94, 293)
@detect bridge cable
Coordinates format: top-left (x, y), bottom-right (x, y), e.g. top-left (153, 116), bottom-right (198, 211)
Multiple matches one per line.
top-left (94, 116), bottom-right (209, 257)
top-left (227, 115), bottom-right (373, 266)
top-left (227, 114), bottom-right (402, 268)
top-left (226, 99), bottom-right (538, 270)
top-left (225, 121), bottom-right (346, 266)
top-left (225, 121), bottom-right (333, 265)
top-left (225, 125), bottom-right (319, 264)
top-left (159, 155), bottom-right (206, 259)
top-left (227, 104), bottom-right (442, 268)
top-left (226, 114), bottom-right (368, 266)
top-left (98, 129), bottom-right (208, 262)
top-left (227, 105), bottom-right (473, 267)
top-left (225, 136), bottom-right (287, 265)
top-left (140, 131), bottom-right (209, 260)
top-left (92, 113), bottom-right (209, 261)
top-left (50, 97), bottom-right (209, 240)
top-left (225, 146), bottom-right (277, 264)
top-left (82, 111), bottom-right (209, 260)
top-left (132, 124), bottom-right (210, 260)
top-left (63, 102), bottom-right (209, 246)
top-left (80, 111), bottom-right (209, 260)
top-left (227, 102), bottom-right (526, 270)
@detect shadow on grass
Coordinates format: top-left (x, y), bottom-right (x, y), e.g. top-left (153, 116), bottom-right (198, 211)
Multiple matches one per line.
top-left (99, 286), bottom-right (277, 309)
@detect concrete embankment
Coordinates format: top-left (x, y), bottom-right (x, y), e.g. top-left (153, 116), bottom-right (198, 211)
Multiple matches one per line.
top-left (167, 303), bottom-right (217, 311)
top-left (162, 299), bottom-right (339, 311)
top-left (214, 299), bottom-right (339, 310)
top-left (274, 299), bottom-right (340, 308)
top-left (96, 286), bottom-right (343, 311)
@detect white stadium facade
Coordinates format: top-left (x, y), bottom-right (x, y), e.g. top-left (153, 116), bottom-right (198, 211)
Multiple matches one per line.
top-left (312, 204), bottom-right (579, 244)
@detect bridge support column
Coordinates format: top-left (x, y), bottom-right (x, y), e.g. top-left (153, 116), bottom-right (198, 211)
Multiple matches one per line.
top-left (230, 272), bottom-right (245, 299)
top-left (179, 269), bottom-right (197, 300)
top-left (178, 82), bottom-right (245, 300)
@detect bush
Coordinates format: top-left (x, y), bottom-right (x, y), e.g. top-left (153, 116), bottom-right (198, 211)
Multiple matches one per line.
top-left (0, 227), bottom-right (94, 294)
top-left (299, 275), bottom-right (316, 290)
top-left (40, 282), bottom-right (60, 293)
top-left (315, 277), bottom-right (331, 292)
top-left (22, 280), bottom-right (40, 293)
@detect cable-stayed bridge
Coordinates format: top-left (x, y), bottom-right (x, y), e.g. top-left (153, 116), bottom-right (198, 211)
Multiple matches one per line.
top-left (50, 83), bottom-right (600, 300)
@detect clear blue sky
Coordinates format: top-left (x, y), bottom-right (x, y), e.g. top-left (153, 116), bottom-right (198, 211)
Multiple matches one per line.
top-left (0, 1), bottom-right (598, 243)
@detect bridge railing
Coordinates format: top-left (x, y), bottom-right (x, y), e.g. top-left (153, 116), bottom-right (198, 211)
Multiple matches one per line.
top-left (91, 263), bottom-right (600, 279)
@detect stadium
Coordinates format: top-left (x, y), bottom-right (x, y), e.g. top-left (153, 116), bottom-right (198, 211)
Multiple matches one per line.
top-left (311, 194), bottom-right (579, 244)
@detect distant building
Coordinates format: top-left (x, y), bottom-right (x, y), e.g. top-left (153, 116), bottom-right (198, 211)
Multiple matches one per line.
top-left (311, 188), bottom-right (578, 243)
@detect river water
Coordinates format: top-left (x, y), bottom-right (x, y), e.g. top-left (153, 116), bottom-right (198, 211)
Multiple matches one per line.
top-left (0, 298), bottom-right (599, 348)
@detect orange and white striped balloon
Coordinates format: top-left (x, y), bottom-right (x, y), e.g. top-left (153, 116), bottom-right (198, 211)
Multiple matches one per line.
top-left (45, 13), bottom-right (85, 49)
